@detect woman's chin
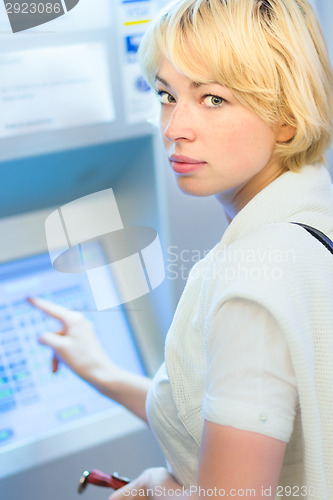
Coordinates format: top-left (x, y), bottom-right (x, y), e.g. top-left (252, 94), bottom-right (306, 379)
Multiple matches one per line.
top-left (175, 177), bottom-right (217, 197)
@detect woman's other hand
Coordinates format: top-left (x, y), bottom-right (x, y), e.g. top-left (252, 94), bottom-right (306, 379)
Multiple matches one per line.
top-left (108, 467), bottom-right (183, 500)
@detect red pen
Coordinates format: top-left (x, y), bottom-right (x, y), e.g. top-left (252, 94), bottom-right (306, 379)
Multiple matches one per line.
top-left (78, 470), bottom-right (131, 494)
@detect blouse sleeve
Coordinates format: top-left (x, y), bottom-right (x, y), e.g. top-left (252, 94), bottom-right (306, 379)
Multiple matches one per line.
top-left (202, 298), bottom-right (298, 442)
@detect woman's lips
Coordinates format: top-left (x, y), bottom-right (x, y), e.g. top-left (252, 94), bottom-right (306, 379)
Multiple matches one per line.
top-left (169, 155), bottom-right (206, 174)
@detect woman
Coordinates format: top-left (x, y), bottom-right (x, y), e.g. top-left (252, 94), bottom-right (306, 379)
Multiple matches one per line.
top-left (30, 0), bottom-right (333, 498)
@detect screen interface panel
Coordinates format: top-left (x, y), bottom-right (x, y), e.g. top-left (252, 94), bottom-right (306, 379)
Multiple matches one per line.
top-left (0, 244), bottom-right (145, 450)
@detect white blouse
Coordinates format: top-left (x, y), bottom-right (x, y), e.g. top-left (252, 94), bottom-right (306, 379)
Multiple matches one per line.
top-left (146, 298), bottom-right (298, 487)
top-left (203, 298), bottom-right (298, 441)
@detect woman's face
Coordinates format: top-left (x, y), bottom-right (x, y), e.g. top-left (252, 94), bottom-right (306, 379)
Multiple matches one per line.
top-left (156, 57), bottom-right (290, 210)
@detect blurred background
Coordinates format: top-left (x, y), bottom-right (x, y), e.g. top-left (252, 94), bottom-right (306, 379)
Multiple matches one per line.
top-left (0, 1), bottom-right (331, 499)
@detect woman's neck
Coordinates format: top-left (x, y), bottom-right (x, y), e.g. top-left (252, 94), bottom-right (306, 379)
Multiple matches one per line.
top-left (216, 161), bottom-right (288, 223)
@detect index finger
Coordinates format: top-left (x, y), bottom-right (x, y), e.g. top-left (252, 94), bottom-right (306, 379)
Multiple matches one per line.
top-left (27, 297), bottom-right (77, 325)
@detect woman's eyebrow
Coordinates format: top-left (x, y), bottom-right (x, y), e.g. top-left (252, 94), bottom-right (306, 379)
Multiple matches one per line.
top-left (155, 75), bottom-right (169, 87)
top-left (155, 74), bottom-right (206, 89)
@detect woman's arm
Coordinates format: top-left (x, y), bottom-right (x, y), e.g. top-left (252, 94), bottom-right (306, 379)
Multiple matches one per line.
top-left (198, 420), bottom-right (286, 498)
top-left (108, 420), bottom-right (286, 499)
top-left (28, 297), bottom-right (151, 423)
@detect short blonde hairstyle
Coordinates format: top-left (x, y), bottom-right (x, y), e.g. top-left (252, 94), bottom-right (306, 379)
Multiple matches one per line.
top-left (139, 0), bottom-right (333, 171)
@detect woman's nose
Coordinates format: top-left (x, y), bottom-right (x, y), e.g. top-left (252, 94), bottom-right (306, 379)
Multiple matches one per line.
top-left (162, 104), bottom-right (196, 143)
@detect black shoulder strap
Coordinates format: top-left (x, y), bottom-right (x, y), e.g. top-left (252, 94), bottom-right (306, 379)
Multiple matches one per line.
top-left (291, 222), bottom-right (333, 255)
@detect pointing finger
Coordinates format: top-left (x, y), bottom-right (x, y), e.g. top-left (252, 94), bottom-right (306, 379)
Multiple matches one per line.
top-left (27, 297), bottom-right (80, 325)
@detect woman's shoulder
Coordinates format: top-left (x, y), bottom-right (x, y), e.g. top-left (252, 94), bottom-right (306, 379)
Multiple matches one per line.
top-left (202, 221), bottom-right (333, 318)
top-left (218, 221), bottom-right (332, 265)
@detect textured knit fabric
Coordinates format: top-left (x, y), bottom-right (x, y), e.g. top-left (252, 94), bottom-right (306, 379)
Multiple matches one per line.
top-left (147, 299), bottom-right (298, 487)
top-left (149, 164), bottom-right (333, 499)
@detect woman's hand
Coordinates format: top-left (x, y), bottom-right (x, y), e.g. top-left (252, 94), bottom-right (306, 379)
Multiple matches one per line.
top-left (28, 297), bottom-right (114, 382)
top-left (27, 297), bottom-right (151, 422)
top-left (109, 467), bottom-right (184, 500)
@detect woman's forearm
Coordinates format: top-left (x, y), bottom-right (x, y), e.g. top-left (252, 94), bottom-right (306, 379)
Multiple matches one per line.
top-left (87, 361), bottom-right (151, 423)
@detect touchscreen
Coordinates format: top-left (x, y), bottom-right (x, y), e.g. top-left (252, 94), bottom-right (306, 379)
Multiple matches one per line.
top-left (0, 243), bottom-right (145, 449)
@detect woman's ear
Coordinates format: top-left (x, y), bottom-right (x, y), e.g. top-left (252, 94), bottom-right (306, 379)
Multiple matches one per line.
top-left (276, 122), bottom-right (296, 142)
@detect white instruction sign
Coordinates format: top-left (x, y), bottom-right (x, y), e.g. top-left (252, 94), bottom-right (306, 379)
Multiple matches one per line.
top-left (0, 42), bottom-right (115, 137)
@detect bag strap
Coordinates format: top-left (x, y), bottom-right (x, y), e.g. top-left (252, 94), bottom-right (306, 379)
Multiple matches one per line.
top-left (291, 222), bottom-right (333, 255)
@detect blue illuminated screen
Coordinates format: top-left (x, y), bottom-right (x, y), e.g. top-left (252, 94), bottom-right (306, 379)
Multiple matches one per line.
top-left (0, 244), bottom-right (145, 448)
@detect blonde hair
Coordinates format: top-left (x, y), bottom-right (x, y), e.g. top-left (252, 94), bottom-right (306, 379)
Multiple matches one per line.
top-left (139, 0), bottom-right (333, 171)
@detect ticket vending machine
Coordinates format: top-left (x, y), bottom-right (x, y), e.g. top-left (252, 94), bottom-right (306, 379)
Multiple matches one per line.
top-left (0, 2), bottom-right (171, 499)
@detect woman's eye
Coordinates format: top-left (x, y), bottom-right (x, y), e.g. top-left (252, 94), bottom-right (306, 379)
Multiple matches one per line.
top-left (156, 91), bottom-right (176, 104)
top-left (202, 95), bottom-right (225, 107)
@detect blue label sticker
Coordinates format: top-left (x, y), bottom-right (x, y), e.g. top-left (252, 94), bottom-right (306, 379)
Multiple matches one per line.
top-left (135, 75), bottom-right (150, 92)
top-left (125, 35), bottom-right (142, 54)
